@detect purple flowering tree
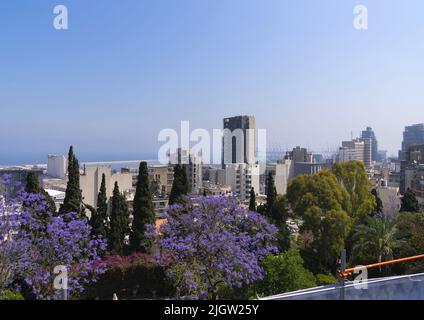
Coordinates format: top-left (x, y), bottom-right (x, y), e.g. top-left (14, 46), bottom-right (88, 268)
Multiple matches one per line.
top-left (148, 196), bottom-right (278, 299)
top-left (0, 175), bottom-right (106, 299)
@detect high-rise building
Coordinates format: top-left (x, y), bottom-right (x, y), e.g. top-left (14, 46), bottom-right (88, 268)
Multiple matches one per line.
top-left (267, 159), bottom-right (294, 195)
top-left (400, 144), bottom-right (424, 194)
top-left (47, 155), bottom-right (67, 179)
top-left (225, 163), bottom-right (260, 201)
top-left (361, 127), bottom-right (379, 162)
top-left (337, 138), bottom-right (372, 168)
top-left (222, 116), bottom-right (256, 167)
top-left (287, 146), bottom-right (313, 163)
top-left (169, 148), bottom-right (203, 193)
top-left (400, 124), bottom-right (424, 159)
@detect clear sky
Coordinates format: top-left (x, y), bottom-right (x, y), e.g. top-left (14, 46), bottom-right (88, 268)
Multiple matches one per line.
top-left (1, 0), bottom-right (424, 164)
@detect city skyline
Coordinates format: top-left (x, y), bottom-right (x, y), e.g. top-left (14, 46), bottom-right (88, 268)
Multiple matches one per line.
top-left (2, 0), bottom-right (424, 163)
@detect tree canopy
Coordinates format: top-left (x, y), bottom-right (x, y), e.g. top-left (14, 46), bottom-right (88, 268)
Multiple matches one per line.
top-left (130, 162), bottom-right (155, 253)
top-left (149, 196), bottom-right (278, 299)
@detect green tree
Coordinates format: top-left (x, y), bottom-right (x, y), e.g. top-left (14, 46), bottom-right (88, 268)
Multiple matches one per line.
top-left (89, 173), bottom-right (109, 240)
top-left (286, 171), bottom-right (352, 274)
top-left (269, 195), bottom-right (291, 252)
top-left (249, 187), bottom-right (256, 211)
top-left (25, 171), bottom-right (57, 214)
top-left (371, 188), bottom-right (384, 215)
top-left (251, 249), bottom-right (316, 297)
top-left (266, 172), bottom-right (277, 216)
top-left (109, 182), bottom-right (130, 255)
top-left (394, 212), bottom-right (424, 274)
top-left (130, 162), bottom-right (155, 253)
top-left (351, 216), bottom-right (403, 276)
top-left (60, 146), bottom-right (83, 217)
top-left (169, 164), bottom-right (189, 205)
top-left (332, 161), bottom-right (376, 221)
top-left (400, 188), bottom-right (420, 213)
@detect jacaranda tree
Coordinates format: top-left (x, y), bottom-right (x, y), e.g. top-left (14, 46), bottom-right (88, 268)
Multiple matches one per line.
top-left (148, 196), bottom-right (278, 300)
top-left (0, 175), bottom-right (106, 300)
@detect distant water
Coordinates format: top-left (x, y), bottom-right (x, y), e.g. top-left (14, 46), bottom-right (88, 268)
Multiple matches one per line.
top-left (0, 153), bottom-right (159, 168)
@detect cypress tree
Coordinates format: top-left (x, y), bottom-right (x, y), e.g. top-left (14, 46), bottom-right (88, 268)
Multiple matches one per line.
top-left (249, 187), bottom-right (257, 212)
top-left (169, 164), bottom-right (189, 205)
top-left (266, 172), bottom-right (277, 216)
top-left (130, 162), bottom-right (155, 253)
top-left (371, 188), bottom-right (383, 214)
top-left (90, 173), bottom-right (109, 239)
top-left (25, 171), bottom-right (40, 194)
top-left (60, 146), bottom-right (83, 217)
top-left (25, 171), bottom-right (57, 214)
top-left (400, 188), bottom-right (420, 213)
top-left (109, 182), bottom-right (130, 255)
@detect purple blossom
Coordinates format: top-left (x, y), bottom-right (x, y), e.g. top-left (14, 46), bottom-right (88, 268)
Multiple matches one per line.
top-left (147, 196), bottom-right (278, 299)
top-left (0, 181), bottom-right (106, 299)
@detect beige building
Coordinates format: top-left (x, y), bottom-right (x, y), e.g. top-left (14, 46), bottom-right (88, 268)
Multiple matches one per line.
top-left (80, 166), bottom-right (133, 210)
top-left (148, 166), bottom-right (174, 196)
top-left (225, 163), bottom-right (260, 201)
top-left (337, 138), bottom-right (372, 168)
top-left (169, 149), bottom-right (203, 193)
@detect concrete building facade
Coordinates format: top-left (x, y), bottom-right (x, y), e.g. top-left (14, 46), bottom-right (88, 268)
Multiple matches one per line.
top-left (47, 155), bottom-right (67, 179)
top-left (225, 163), bottom-right (260, 201)
top-left (169, 149), bottom-right (203, 194)
top-left (222, 115), bottom-right (256, 166)
top-left (80, 166), bottom-right (133, 210)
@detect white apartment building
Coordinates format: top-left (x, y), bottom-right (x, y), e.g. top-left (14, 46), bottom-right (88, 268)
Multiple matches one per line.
top-left (169, 149), bottom-right (203, 193)
top-left (336, 138), bottom-right (372, 168)
top-left (274, 159), bottom-right (294, 195)
top-left (47, 155), bottom-right (67, 179)
top-left (225, 163), bottom-right (260, 201)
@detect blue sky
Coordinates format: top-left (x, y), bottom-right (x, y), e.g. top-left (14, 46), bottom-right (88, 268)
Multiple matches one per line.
top-left (1, 0), bottom-right (424, 164)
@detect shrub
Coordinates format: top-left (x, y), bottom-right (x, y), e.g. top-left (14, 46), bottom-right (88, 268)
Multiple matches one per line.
top-left (83, 253), bottom-right (172, 300)
top-left (316, 274), bottom-right (338, 286)
top-left (0, 290), bottom-right (24, 300)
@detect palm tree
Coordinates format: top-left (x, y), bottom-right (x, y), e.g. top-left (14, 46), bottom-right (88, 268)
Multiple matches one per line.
top-left (351, 216), bottom-right (403, 273)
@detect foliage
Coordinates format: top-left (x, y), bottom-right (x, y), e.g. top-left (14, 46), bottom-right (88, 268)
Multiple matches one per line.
top-left (169, 164), bottom-right (189, 205)
top-left (351, 216), bottom-right (403, 276)
top-left (108, 182), bottom-right (130, 255)
top-left (286, 171), bottom-right (352, 274)
top-left (251, 249), bottom-right (316, 297)
top-left (130, 162), bottom-right (155, 253)
top-left (394, 212), bottom-right (424, 274)
top-left (0, 176), bottom-right (106, 299)
top-left (371, 188), bottom-right (383, 215)
top-left (400, 188), bottom-right (420, 213)
top-left (25, 171), bottom-right (57, 214)
top-left (60, 146), bottom-right (83, 217)
top-left (90, 173), bottom-right (109, 240)
top-left (0, 289), bottom-right (24, 300)
top-left (268, 195), bottom-right (290, 252)
top-left (332, 161), bottom-right (376, 221)
top-left (315, 274), bottom-right (338, 286)
top-left (249, 187), bottom-right (256, 212)
top-left (83, 253), bottom-right (172, 300)
top-left (148, 196), bottom-right (278, 299)
top-left (266, 172), bottom-right (277, 216)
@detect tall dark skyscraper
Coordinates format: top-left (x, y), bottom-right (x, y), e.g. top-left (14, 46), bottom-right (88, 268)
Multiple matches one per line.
top-left (361, 127), bottom-right (379, 162)
top-left (401, 124), bottom-right (424, 154)
top-left (222, 116), bottom-right (255, 167)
